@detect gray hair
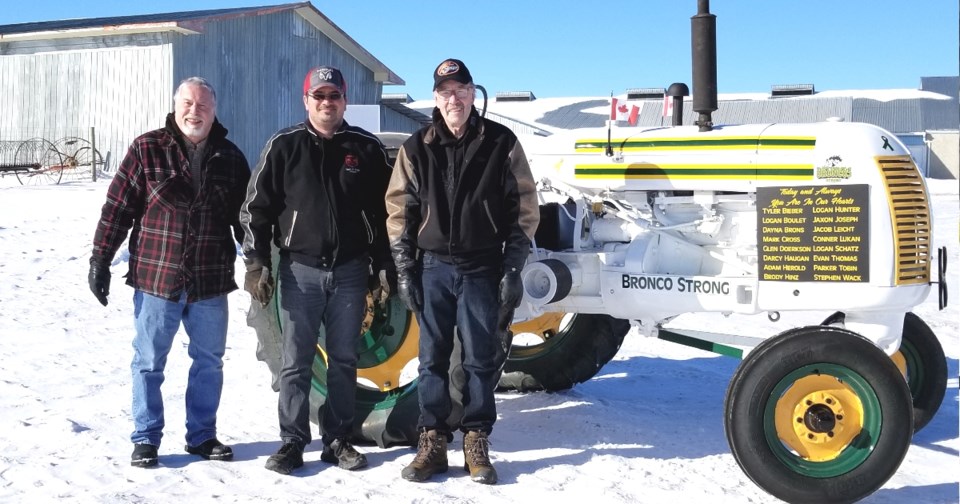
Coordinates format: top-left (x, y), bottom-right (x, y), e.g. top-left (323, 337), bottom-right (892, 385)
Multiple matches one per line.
top-left (174, 76), bottom-right (217, 106)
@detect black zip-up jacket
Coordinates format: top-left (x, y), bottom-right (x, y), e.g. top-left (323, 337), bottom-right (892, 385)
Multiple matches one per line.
top-left (239, 120), bottom-right (392, 270)
top-left (385, 107), bottom-right (539, 274)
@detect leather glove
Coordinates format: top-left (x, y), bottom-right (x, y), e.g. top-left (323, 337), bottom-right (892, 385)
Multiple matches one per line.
top-left (396, 269), bottom-right (423, 313)
top-left (88, 258), bottom-right (111, 306)
top-left (244, 259), bottom-right (275, 307)
top-left (369, 267), bottom-right (397, 309)
top-left (499, 267), bottom-right (524, 309)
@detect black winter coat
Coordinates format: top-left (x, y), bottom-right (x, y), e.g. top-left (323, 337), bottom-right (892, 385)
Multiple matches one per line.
top-left (240, 121), bottom-right (392, 270)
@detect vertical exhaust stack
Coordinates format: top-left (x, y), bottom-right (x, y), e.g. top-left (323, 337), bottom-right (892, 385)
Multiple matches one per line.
top-left (691, 0), bottom-right (718, 132)
top-left (667, 83), bottom-right (690, 127)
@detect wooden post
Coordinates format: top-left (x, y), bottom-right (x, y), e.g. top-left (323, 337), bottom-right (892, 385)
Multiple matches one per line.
top-left (90, 127), bottom-right (96, 182)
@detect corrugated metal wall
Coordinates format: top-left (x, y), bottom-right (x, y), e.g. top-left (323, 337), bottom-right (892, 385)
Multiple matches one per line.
top-left (852, 99), bottom-right (924, 133)
top-left (0, 41), bottom-right (173, 173)
top-left (171, 10), bottom-right (385, 164)
top-left (483, 111), bottom-right (551, 136)
top-left (0, 8), bottom-right (391, 172)
top-left (628, 97), bottom-right (855, 127)
top-left (379, 108), bottom-right (426, 133)
top-left (920, 76), bottom-right (960, 131)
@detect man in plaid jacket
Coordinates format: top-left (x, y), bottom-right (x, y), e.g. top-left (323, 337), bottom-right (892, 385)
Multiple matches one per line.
top-left (88, 76), bottom-right (250, 468)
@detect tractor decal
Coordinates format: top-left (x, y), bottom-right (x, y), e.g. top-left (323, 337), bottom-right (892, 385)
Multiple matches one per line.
top-left (574, 162), bottom-right (814, 180)
top-left (574, 136), bottom-right (817, 152)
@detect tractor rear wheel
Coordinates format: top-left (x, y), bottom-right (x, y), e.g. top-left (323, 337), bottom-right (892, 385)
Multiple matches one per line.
top-left (248, 272), bottom-right (435, 448)
top-left (498, 313), bottom-right (630, 392)
top-left (250, 281), bottom-right (630, 442)
top-left (821, 311), bottom-right (947, 432)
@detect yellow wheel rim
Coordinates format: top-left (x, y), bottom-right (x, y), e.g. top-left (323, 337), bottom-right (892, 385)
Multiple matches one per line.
top-left (511, 312), bottom-right (566, 342)
top-left (891, 350), bottom-right (907, 379)
top-left (316, 295), bottom-right (421, 392)
top-left (774, 374), bottom-right (865, 462)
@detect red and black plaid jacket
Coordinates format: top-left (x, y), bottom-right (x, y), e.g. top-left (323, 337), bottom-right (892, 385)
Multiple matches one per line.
top-left (92, 114), bottom-right (250, 302)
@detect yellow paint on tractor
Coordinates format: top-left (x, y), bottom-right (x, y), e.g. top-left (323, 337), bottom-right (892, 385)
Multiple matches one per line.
top-left (774, 374), bottom-right (865, 462)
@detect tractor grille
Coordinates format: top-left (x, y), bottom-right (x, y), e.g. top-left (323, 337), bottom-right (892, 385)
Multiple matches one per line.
top-left (877, 156), bottom-right (931, 285)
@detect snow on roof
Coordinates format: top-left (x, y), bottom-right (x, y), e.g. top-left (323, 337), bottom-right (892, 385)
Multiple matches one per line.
top-left (409, 85), bottom-right (956, 133)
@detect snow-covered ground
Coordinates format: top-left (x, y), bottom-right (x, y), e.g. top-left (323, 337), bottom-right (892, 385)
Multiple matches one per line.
top-left (0, 175), bottom-right (956, 503)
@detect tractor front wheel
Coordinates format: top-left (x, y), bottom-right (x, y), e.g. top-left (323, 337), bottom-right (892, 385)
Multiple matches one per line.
top-left (724, 325), bottom-right (913, 503)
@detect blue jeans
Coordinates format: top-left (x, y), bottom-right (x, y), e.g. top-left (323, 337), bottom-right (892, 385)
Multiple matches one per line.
top-left (131, 291), bottom-right (228, 447)
top-left (416, 253), bottom-right (500, 434)
top-left (276, 254), bottom-right (368, 446)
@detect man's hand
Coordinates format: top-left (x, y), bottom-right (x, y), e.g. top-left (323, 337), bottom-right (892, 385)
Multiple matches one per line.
top-left (88, 258), bottom-right (111, 306)
top-left (499, 268), bottom-right (523, 309)
top-left (244, 260), bottom-right (275, 307)
top-left (396, 269), bottom-right (423, 313)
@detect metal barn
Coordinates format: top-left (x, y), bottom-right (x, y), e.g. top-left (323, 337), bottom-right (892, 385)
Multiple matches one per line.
top-left (0, 2), bottom-right (424, 173)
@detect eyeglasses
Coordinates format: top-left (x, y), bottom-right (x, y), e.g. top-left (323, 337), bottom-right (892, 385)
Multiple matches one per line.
top-left (310, 92), bottom-right (343, 101)
top-left (436, 87), bottom-right (473, 100)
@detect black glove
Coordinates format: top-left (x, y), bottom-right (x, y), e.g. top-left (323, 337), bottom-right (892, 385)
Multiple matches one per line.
top-left (499, 268), bottom-right (523, 309)
top-left (396, 269), bottom-right (423, 313)
top-left (244, 259), bottom-right (275, 307)
top-left (369, 267), bottom-right (398, 309)
top-left (88, 258), bottom-right (111, 306)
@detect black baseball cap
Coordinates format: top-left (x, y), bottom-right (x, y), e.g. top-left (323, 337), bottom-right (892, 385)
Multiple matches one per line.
top-left (433, 58), bottom-right (473, 90)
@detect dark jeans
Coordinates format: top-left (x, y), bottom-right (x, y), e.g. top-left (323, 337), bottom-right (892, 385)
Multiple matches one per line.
top-left (276, 254), bottom-right (368, 446)
top-left (416, 252), bottom-right (500, 434)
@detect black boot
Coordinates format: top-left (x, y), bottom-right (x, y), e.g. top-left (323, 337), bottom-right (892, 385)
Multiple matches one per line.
top-left (185, 438), bottom-right (233, 461)
top-left (320, 438), bottom-right (368, 470)
top-left (264, 442), bottom-right (304, 475)
top-left (131, 443), bottom-right (158, 468)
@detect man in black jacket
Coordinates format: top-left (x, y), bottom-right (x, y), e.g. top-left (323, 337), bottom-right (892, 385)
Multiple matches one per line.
top-left (386, 58), bottom-right (539, 485)
top-left (239, 66), bottom-right (393, 475)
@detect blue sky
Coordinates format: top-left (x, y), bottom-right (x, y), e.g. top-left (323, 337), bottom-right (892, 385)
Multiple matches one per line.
top-left (2, 0), bottom-right (957, 100)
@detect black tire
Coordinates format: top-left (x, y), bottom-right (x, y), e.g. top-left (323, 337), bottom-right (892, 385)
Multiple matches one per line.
top-left (725, 325), bottom-right (913, 504)
top-left (821, 311), bottom-right (947, 432)
top-left (898, 313), bottom-right (948, 431)
top-left (498, 313), bottom-right (630, 392)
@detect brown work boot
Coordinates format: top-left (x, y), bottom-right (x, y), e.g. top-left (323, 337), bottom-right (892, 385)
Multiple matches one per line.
top-left (401, 429), bottom-right (448, 482)
top-left (463, 430), bottom-right (497, 484)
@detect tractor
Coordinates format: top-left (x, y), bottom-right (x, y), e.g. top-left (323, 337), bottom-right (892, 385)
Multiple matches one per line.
top-left (247, 2), bottom-right (949, 502)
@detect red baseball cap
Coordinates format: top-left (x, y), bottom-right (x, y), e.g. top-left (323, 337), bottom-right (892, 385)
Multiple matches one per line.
top-left (303, 66), bottom-right (346, 95)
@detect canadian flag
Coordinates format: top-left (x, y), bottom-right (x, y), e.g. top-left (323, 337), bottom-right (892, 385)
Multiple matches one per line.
top-left (628, 104), bottom-right (640, 126)
top-left (662, 94), bottom-right (674, 118)
top-left (611, 98), bottom-right (639, 125)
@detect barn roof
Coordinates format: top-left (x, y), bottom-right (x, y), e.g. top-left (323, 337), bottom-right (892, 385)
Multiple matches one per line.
top-left (0, 2), bottom-right (404, 85)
